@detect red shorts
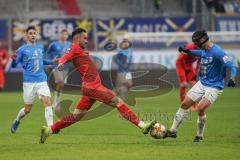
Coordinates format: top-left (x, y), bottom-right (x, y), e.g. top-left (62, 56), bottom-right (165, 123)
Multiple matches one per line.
top-left (0, 71), bottom-right (4, 88)
top-left (176, 66), bottom-right (196, 84)
top-left (76, 83), bottom-right (115, 110)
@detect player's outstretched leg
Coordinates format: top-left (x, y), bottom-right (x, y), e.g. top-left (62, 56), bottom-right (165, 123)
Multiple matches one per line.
top-left (40, 114), bottom-right (78, 143)
top-left (116, 101), bottom-right (155, 134)
top-left (40, 97), bottom-right (95, 143)
top-left (11, 105), bottom-right (31, 133)
top-left (164, 96), bottom-right (194, 139)
top-left (90, 85), bottom-right (156, 135)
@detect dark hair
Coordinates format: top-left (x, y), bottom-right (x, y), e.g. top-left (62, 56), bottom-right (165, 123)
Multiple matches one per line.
top-left (60, 29), bottom-right (68, 33)
top-left (72, 28), bottom-right (86, 38)
top-left (26, 26), bottom-right (36, 32)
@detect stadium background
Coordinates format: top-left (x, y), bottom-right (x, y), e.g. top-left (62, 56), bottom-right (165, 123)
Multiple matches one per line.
top-left (0, 0), bottom-right (239, 91)
top-left (0, 1), bottom-right (240, 160)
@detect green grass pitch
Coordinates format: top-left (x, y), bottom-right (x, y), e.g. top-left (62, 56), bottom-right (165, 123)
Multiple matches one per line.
top-left (0, 88), bottom-right (240, 160)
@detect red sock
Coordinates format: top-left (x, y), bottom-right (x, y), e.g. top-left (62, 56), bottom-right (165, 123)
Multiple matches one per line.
top-left (180, 86), bottom-right (186, 102)
top-left (51, 114), bottom-right (77, 133)
top-left (117, 103), bottom-right (140, 126)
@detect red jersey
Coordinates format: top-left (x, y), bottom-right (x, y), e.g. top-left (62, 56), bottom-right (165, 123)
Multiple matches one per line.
top-left (0, 48), bottom-right (9, 71)
top-left (59, 43), bottom-right (101, 87)
top-left (176, 43), bottom-right (200, 72)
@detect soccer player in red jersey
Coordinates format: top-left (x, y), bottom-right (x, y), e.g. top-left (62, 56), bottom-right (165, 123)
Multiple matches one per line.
top-left (0, 41), bottom-right (9, 90)
top-left (176, 42), bottom-right (200, 111)
top-left (40, 28), bottom-right (155, 143)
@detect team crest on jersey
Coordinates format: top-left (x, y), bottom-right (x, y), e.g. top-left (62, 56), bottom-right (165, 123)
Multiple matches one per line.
top-left (223, 56), bottom-right (232, 63)
top-left (201, 56), bottom-right (213, 64)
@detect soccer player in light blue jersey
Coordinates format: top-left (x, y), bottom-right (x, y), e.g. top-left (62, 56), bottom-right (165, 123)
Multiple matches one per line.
top-left (46, 29), bottom-right (71, 108)
top-left (10, 26), bottom-right (57, 133)
top-left (164, 30), bottom-right (237, 142)
top-left (114, 37), bottom-right (133, 101)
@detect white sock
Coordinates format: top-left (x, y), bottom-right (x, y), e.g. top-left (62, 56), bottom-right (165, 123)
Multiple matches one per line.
top-left (138, 121), bottom-right (145, 128)
top-left (16, 108), bottom-right (27, 122)
top-left (45, 106), bottom-right (53, 126)
top-left (170, 108), bottom-right (189, 132)
top-left (197, 114), bottom-right (206, 137)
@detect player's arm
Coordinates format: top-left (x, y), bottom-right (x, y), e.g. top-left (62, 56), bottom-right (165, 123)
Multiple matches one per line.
top-left (178, 46), bottom-right (202, 56)
top-left (11, 49), bottom-right (23, 68)
top-left (217, 51), bottom-right (237, 87)
top-left (58, 48), bottom-right (75, 71)
top-left (43, 59), bottom-right (58, 65)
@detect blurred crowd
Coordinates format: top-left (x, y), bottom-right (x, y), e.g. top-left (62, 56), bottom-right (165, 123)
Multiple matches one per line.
top-left (204, 0), bottom-right (240, 13)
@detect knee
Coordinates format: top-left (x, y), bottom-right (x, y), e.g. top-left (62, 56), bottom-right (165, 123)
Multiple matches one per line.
top-left (42, 97), bottom-right (51, 106)
top-left (24, 107), bottom-right (32, 114)
top-left (180, 103), bottom-right (189, 110)
top-left (108, 96), bottom-right (121, 107)
top-left (181, 98), bottom-right (193, 109)
top-left (198, 107), bottom-right (205, 116)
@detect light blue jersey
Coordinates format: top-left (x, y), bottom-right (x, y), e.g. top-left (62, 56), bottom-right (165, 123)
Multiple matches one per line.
top-left (46, 41), bottom-right (71, 69)
top-left (12, 43), bottom-right (52, 83)
top-left (115, 47), bottom-right (133, 72)
top-left (191, 44), bottom-right (237, 90)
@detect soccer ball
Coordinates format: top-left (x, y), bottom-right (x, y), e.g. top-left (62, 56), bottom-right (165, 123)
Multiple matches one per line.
top-left (149, 123), bottom-right (166, 139)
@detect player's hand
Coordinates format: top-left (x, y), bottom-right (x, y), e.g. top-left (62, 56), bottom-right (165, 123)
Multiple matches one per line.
top-left (52, 58), bottom-right (59, 64)
top-left (10, 52), bottom-right (17, 60)
top-left (178, 46), bottom-right (191, 54)
top-left (227, 78), bottom-right (236, 87)
top-left (57, 63), bottom-right (63, 71)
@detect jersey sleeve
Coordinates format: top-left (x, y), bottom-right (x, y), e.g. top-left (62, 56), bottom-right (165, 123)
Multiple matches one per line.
top-left (59, 47), bottom-right (76, 64)
top-left (216, 49), bottom-right (237, 78)
top-left (11, 47), bottom-right (23, 68)
top-left (190, 50), bottom-right (203, 56)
